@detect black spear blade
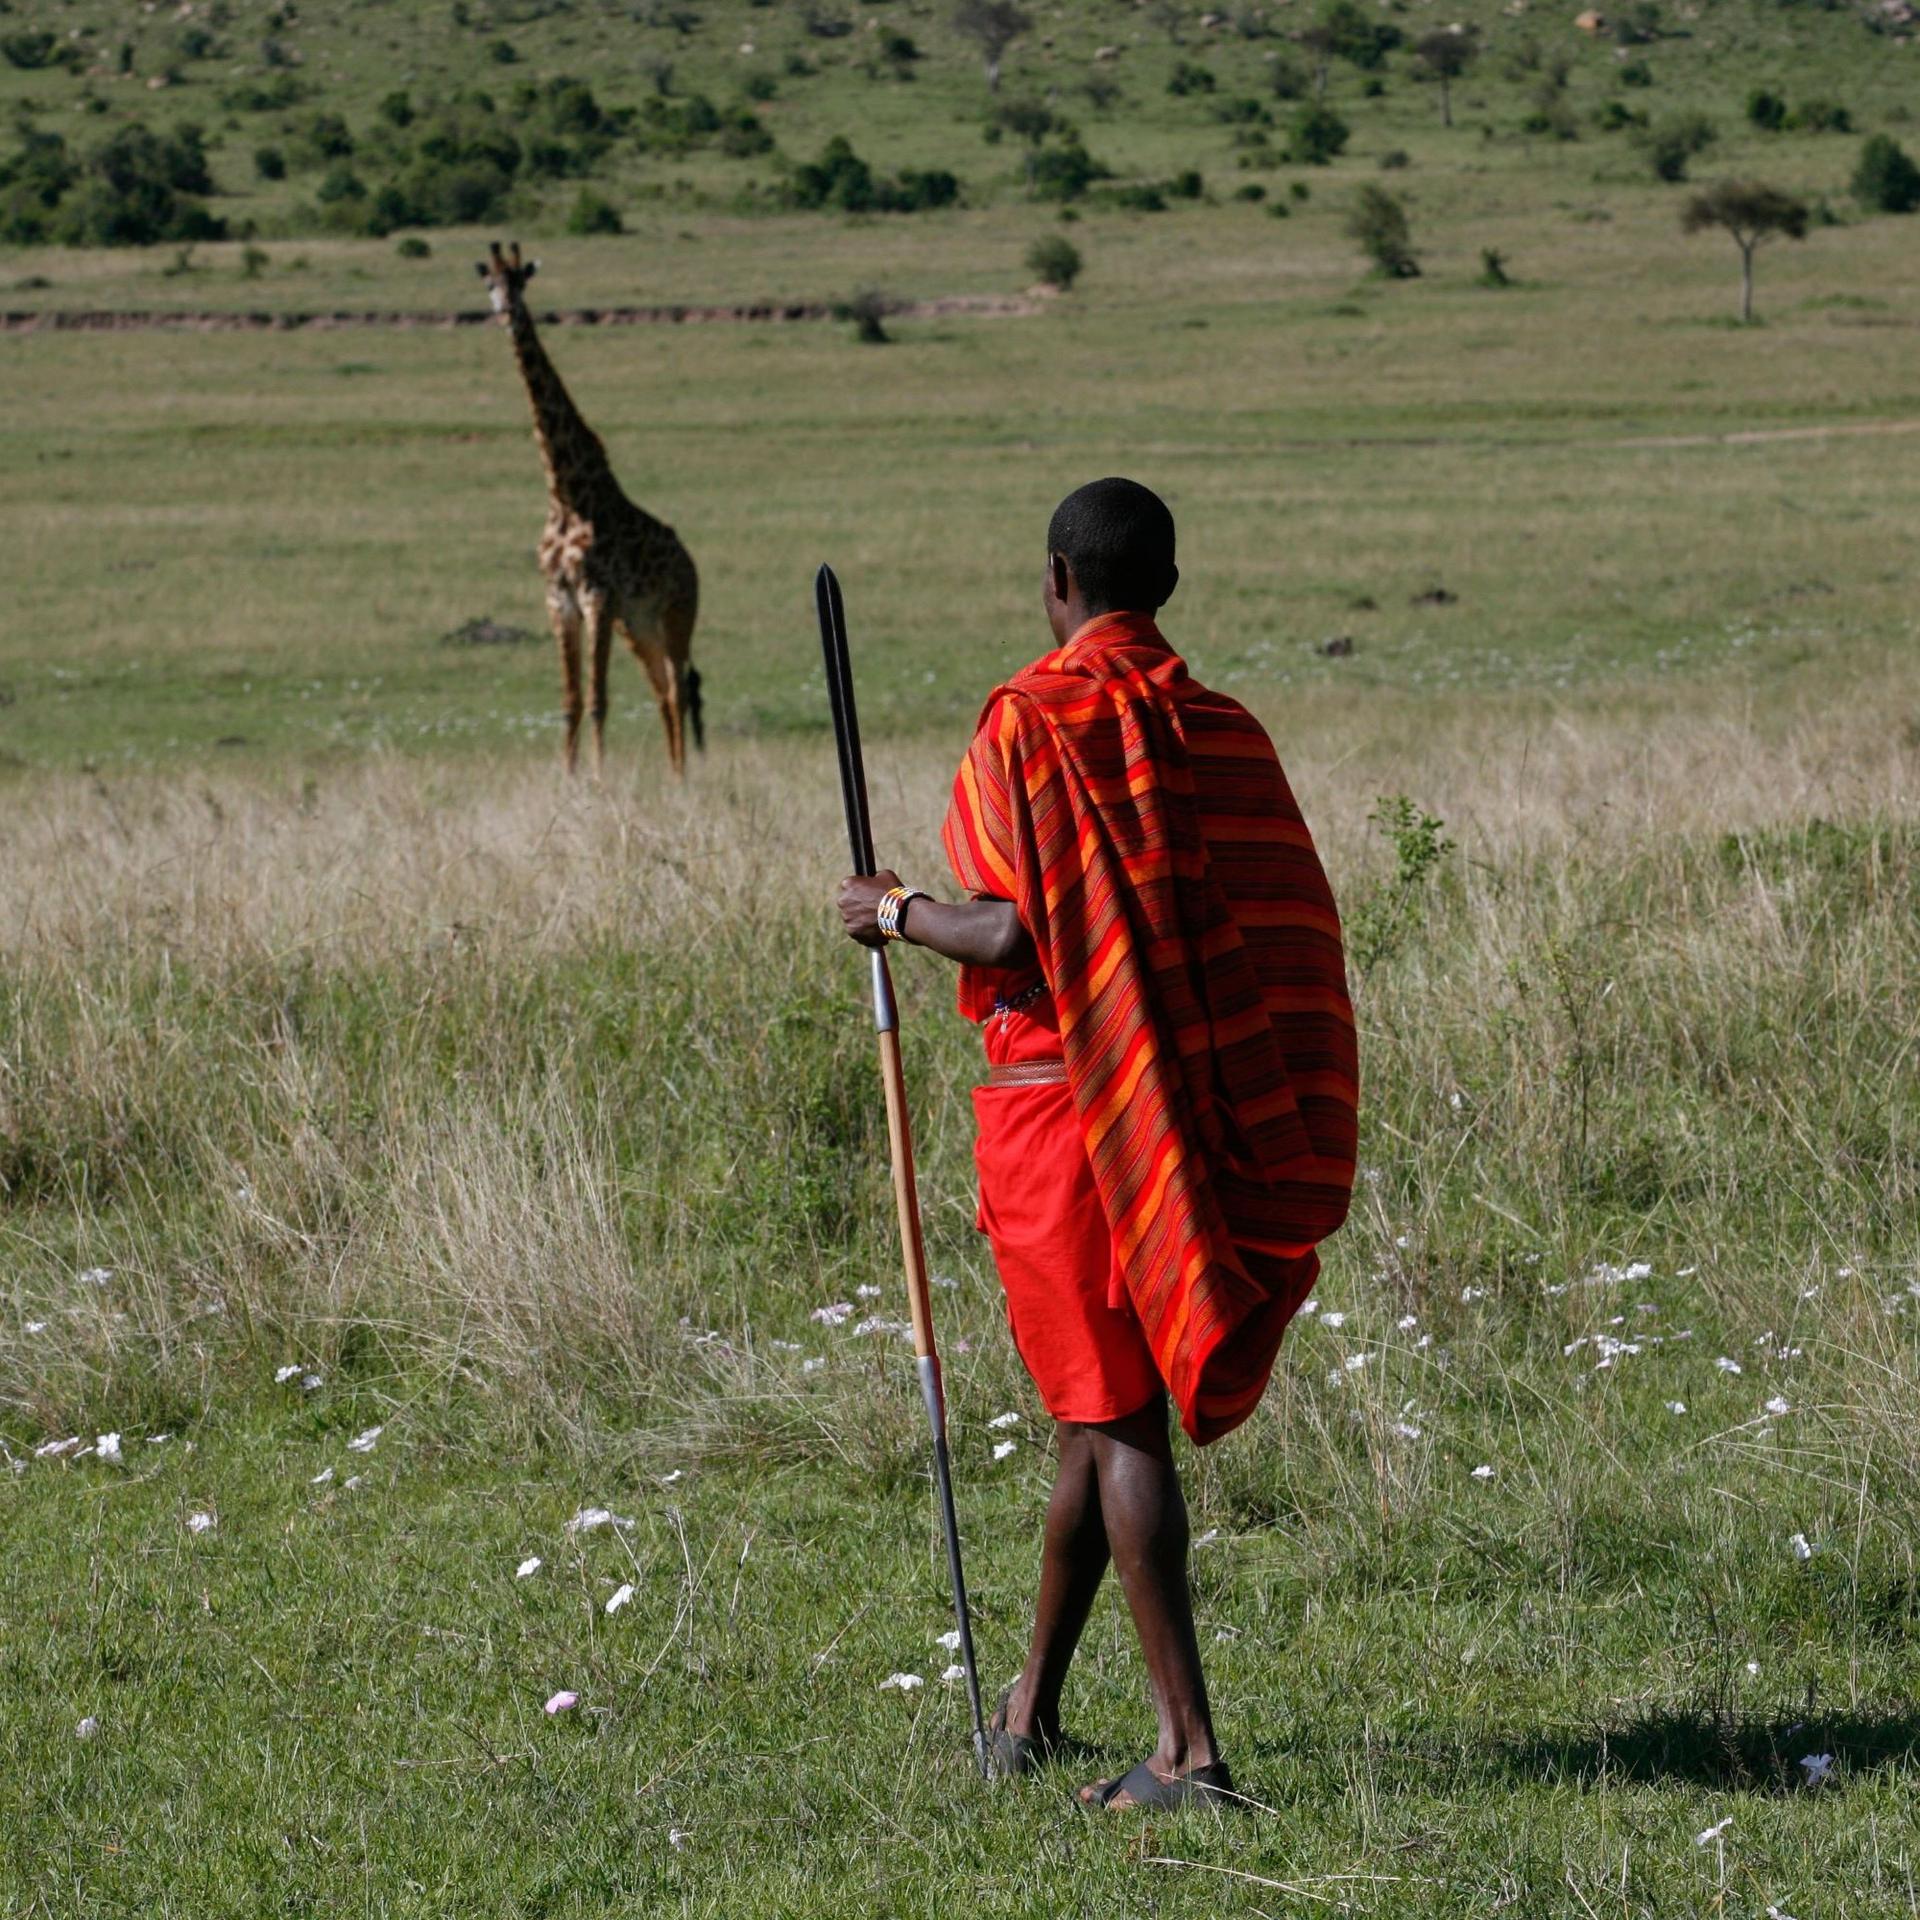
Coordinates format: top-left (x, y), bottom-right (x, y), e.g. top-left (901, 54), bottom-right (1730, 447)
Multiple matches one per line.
top-left (815, 564), bottom-right (875, 878)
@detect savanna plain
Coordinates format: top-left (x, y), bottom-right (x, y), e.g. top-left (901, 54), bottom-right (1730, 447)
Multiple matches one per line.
top-left (2, 0), bottom-right (1919, 1912)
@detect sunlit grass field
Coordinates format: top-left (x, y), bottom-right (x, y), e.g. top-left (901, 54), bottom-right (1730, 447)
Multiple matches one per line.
top-left (4, 0), bottom-right (1920, 1910)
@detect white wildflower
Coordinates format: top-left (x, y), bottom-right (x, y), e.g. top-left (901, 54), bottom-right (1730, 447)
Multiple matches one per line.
top-left (1397, 1315), bottom-right (1418, 1331)
top-left (95, 1433), bottom-right (123, 1466)
top-left (517, 1556), bottom-right (541, 1578)
top-left (187, 1511), bottom-right (216, 1533)
top-left (301, 1374), bottom-right (323, 1392)
top-left (274, 1365), bottom-right (302, 1384)
top-left (1666, 1401), bottom-right (1687, 1416)
top-left (855, 1284), bottom-right (882, 1300)
top-left (342, 1475), bottom-right (365, 1490)
top-left (1765, 1396), bottom-right (1790, 1417)
top-left (1798, 1753), bottom-right (1834, 1786)
top-left (931, 1273), bottom-right (959, 1290)
top-left (544, 1690), bottom-right (579, 1715)
top-left (770, 1339), bottom-right (801, 1353)
top-left (992, 1440), bottom-right (1017, 1462)
top-left (1789, 1533), bottom-right (1814, 1561)
top-left (669, 1827), bottom-right (692, 1849)
top-left (987, 1411), bottom-right (1021, 1430)
top-left (346, 1425), bottom-right (383, 1454)
top-left (1297, 1299), bottom-right (1319, 1315)
top-left (310, 1466), bottom-right (334, 1485)
top-left (565, 1506), bottom-right (634, 1535)
top-left (936, 1629), bottom-right (962, 1651)
top-left (879, 1672), bottom-right (925, 1691)
top-left (1677, 1265), bottom-right (1698, 1277)
top-left (1194, 1528), bottom-right (1221, 1548)
top-left (1319, 1311), bottom-right (1347, 1329)
top-left (1470, 1464), bottom-right (1494, 1480)
top-left (605, 1583), bottom-right (635, 1615)
top-left (34, 1436), bottom-right (82, 1458)
top-left (75, 1716), bottom-right (100, 1740)
top-left (810, 1302), bottom-right (855, 1327)
top-left (1695, 1817), bottom-right (1733, 1847)
top-left (801, 1357), bottom-right (826, 1374)
top-left (23, 1321), bottom-right (46, 1335)
top-left (1746, 1659), bottom-right (1760, 1675)
top-left (1391, 1421), bottom-right (1423, 1440)
top-left (851, 1315), bottom-right (912, 1340)
top-left (1461, 1286), bottom-right (1486, 1303)
top-left (940, 1663), bottom-right (967, 1683)
top-left (79, 1268), bottom-right (114, 1287)
top-left (1716, 1357), bottom-right (1743, 1375)
top-left (1343, 1353), bottom-right (1369, 1372)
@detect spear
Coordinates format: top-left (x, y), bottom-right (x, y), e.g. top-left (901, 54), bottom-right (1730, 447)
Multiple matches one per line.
top-left (815, 563), bottom-right (990, 1780)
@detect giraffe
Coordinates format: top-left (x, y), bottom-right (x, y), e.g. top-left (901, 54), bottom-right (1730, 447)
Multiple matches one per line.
top-left (475, 241), bottom-right (703, 776)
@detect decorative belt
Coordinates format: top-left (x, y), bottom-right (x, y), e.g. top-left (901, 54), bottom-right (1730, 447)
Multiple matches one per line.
top-left (985, 1058), bottom-right (1069, 1089)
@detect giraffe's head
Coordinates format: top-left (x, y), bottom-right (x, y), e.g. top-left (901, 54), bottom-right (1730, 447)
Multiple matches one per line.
top-left (475, 240), bottom-right (537, 319)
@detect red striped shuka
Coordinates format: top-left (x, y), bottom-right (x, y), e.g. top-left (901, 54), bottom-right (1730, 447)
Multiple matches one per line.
top-left (941, 610), bottom-right (1359, 1445)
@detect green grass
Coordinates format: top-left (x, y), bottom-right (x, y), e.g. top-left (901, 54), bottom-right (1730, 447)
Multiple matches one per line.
top-left (3, 1), bottom-right (1920, 1910)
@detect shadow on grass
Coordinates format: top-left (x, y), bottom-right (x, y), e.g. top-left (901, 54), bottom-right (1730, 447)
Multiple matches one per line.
top-left (1230, 1708), bottom-right (1920, 1802)
top-left (1500, 1707), bottom-right (1920, 1794)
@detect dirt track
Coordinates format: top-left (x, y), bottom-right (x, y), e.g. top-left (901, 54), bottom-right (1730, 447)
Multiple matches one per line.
top-left (0, 291), bottom-right (1047, 334)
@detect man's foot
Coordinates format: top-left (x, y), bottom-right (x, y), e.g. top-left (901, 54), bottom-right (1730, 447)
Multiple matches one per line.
top-left (984, 1683), bottom-right (1064, 1779)
top-left (1077, 1758), bottom-right (1236, 1810)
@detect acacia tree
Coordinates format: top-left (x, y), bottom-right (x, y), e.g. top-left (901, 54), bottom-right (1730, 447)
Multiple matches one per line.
top-left (1681, 180), bottom-right (1807, 323)
top-left (1413, 27), bottom-right (1476, 128)
top-left (952, 0), bottom-right (1031, 94)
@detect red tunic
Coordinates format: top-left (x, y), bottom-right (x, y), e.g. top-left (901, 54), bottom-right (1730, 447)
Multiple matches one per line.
top-left (943, 612), bottom-right (1359, 1444)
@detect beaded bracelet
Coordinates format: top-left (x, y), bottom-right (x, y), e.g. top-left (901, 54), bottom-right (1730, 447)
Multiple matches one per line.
top-left (876, 885), bottom-right (930, 942)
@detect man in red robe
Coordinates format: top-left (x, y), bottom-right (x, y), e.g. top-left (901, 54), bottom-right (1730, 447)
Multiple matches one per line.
top-left (837, 478), bottom-right (1357, 1808)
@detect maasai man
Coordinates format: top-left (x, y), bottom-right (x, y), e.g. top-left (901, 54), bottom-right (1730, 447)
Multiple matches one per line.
top-left (836, 478), bottom-right (1358, 1809)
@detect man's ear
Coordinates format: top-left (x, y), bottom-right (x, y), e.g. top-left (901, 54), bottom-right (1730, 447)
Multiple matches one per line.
top-left (1048, 551), bottom-right (1073, 604)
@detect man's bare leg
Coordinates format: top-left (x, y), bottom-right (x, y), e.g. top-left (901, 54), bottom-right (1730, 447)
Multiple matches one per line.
top-left (999, 1420), bottom-right (1109, 1747)
top-left (1075, 1396), bottom-right (1221, 1803)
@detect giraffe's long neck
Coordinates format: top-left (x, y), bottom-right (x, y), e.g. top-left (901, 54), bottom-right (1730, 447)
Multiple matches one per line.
top-left (506, 303), bottom-right (614, 514)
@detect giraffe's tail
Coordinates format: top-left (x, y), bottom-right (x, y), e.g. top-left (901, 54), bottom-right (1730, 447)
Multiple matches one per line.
top-left (682, 663), bottom-right (705, 754)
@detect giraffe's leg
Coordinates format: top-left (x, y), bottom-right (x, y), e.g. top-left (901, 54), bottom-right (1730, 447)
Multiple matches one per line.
top-left (663, 600), bottom-right (698, 777)
top-left (624, 625), bottom-right (684, 778)
top-left (547, 584), bottom-right (585, 775)
top-left (585, 595), bottom-right (616, 779)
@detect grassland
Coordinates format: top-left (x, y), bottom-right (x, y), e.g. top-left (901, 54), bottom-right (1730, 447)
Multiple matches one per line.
top-left (4, 0), bottom-right (1920, 1913)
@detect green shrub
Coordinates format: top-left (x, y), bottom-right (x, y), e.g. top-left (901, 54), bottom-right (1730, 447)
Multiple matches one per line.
top-left (396, 235), bottom-right (432, 258)
top-left (379, 91), bottom-right (416, 129)
top-left (1619, 59), bottom-right (1653, 87)
top-left (1789, 98), bottom-right (1852, 133)
top-left (1289, 103), bottom-right (1350, 164)
top-left (1168, 61), bottom-right (1216, 95)
top-left (1105, 182), bottom-right (1167, 212)
top-left (1596, 100), bottom-right (1646, 132)
top-left (487, 38), bottom-right (519, 64)
top-left (566, 188), bottom-right (623, 235)
top-left (1643, 112), bottom-right (1715, 182)
top-left (1746, 88), bottom-right (1787, 132)
top-left (1346, 182), bottom-right (1419, 276)
top-left (253, 145), bottom-right (287, 181)
top-left (316, 164), bottom-right (366, 205)
top-left (718, 108), bottom-right (775, 158)
top-left (744, 72), bottom-right (778, 102)
top-left (1, 31), bottom-right (61, 71)
top-left (1853, 133), bottom-right (1920, 213)
top-left (1025, 232), bottom-right (1082, 288)
top-left (1234, 181), bottom-right (1267, 201)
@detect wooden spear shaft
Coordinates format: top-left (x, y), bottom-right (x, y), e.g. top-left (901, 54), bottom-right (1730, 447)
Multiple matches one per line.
top-left (815, 563), bottom-right (990, 1780)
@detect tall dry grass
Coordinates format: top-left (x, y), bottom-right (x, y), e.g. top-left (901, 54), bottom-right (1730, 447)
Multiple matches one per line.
top-left (1, 683), bottom-right (1915, 1504)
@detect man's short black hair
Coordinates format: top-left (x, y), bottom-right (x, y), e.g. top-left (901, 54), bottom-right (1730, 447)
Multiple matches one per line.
top-left (1047, 477), bottom-right (1177, 614)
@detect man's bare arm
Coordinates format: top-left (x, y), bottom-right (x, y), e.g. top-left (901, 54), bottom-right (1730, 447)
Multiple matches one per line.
top-left (837, 869), bottom-right (1036, 971)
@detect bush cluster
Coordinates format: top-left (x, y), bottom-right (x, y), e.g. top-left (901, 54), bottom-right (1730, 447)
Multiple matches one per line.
top-left (0, 121), bottom-right (226, 246)
top-left (785, 137), bottom-right (959, 213)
